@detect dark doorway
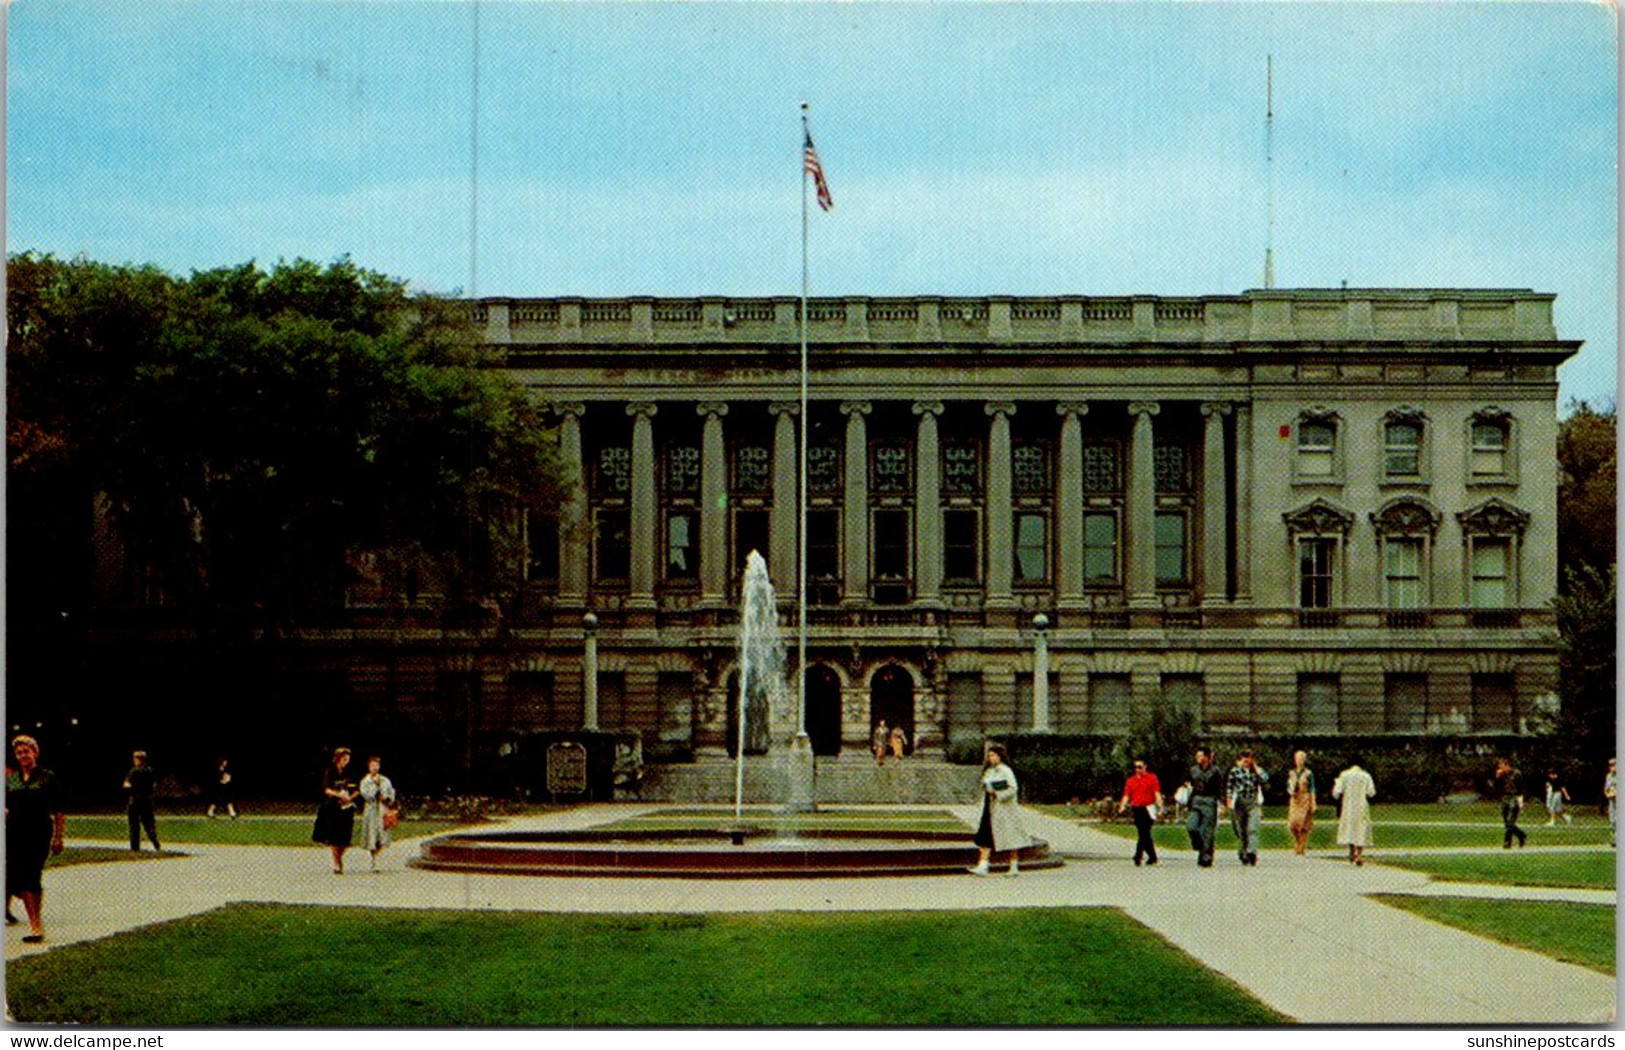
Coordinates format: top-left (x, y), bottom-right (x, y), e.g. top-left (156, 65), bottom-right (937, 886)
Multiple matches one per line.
top-left (806, 665), bottom-right (843, 756)
top-left (869, 664), bottom-right (915, 755)
top-left (724, 671), bottom-right (771, 757)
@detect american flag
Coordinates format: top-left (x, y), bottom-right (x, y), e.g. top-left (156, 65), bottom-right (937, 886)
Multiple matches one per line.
top-left (803, 131), bottom-right (833, 211)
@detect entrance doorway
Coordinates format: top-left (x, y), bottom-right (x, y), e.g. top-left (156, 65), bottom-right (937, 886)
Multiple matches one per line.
top-left (806, 665), bottom-right (842, 756)
top-left (869, 664), bottom-right (915, 756)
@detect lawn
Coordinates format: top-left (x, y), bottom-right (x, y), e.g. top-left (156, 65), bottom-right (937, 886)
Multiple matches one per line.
top-left (66, 816), bottom-right (458, 847)
top-left (46, 847), bottom-right (182, 869)
top-left (598, 806), bottom-right (969, 834)
top-left (1376, 896), bottom-right (1614, 975)
top-left (1374, 851), bottom-right (1616, 890)
top-left (1070, 814), bottom-right (1611, 852)
top-left (5, 904), bottom-right (1287, 1026)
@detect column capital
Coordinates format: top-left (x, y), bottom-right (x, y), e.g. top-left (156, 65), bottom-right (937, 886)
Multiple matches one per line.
top-left (1127, 400), bottom-right (1161, 419)
top-left (911, 400), bottom-right (945, 418)
top-left (696, 402), bottom-right (730, 419)
top-left (1056, 401), bottom-right (1090, 418)
top-left (626, 402), bottom-right (659, 420)
top-left (1200, 400), bottom-right (1233, 418)
top-left (984, 400), bottom-right (1017, 419)
top-left (547, 401), bottom-right (586, 419)
top-left (839, 400), bottom-right (872, 417)
top-left (768, 400), bottom-right (801, 417)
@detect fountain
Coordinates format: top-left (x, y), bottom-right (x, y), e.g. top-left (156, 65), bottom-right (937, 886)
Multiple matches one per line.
top-left (411, 556), bottom-right (1060, 877)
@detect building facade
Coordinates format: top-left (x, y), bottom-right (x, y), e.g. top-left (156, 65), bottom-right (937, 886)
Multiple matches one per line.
top-left (322, 288), bottom-right (1571, 772)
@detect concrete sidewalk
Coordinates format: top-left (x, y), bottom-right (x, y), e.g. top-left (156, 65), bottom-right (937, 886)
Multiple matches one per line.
top-left (9, 803), bottom-right (1615, 1025)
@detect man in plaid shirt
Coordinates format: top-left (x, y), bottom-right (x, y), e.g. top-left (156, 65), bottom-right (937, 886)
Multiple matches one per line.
top-left (1225, 749), bottom-right (1269, 866)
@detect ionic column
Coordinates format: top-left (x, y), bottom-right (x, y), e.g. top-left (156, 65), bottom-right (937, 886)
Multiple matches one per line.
top-left (912, 401), bottom-right (944, 604)
top-left (985, 401), bottom-right (1016, 607)
top-left (627, 402), bottom-right (658, 608)
top-left (553, 403), bottom-right (588, 602)
top-left (840, 401), bottom-right (871, 604)
top-left (1056, 402), bottom-right (1089, 610)
top-left (697, 402), bottom-right (729, 603)
top-left (1127, 401), bottom-right (1160, 608)
top-left (1234, 402), bottom-right (1253, 605)
top-left (769, 401), bottom-right (800, 597)
top-left (1201, 401), bottom-right (1232, 607)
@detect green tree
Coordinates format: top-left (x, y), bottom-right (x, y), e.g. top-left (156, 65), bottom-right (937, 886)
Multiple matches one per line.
top-left (1557, 400), bottom-right (1615, 579)
top-left (1551, 403), bottom-right (1616, 777)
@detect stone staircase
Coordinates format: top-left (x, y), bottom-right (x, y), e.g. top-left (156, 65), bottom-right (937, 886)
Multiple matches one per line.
top-left (639, 754), bottom-right (979, 805)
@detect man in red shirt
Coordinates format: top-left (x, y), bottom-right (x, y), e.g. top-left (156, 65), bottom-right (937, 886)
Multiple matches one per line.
top-left (1118, 759), bottom-right (1164, 867)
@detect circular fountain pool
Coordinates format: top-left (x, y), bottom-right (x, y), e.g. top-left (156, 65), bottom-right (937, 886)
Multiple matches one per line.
top-left (412, 826), bottom-right (1060, 878)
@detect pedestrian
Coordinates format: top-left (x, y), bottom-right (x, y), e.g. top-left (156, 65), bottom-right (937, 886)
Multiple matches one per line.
top-left (889, 724), bottom-right (909, 761)
top-left (122, 750), bottom-right (161, 853)
top-left (1494, 758), bottom-right (1526, 849)
top-left (1225, 749), bottom-right (1268, 866)
top-left (6, 735), bottom-right (66, 944)
top-left (1543, 769), bottom-right (1571, 826)
top-left (206, 757), bottom-right (238, 820)
top-left (872, 720), bottom-right (889, 766)
top-left (1181, 746), bottom-right (1224, 868)
top-left (4, 759), bottom-right (16, 925)
top-left (968, 745), bottom-right (1032, 877)
top-left (1286, 750), bottom-right (1317, 855)
top-left (1118, 757), bottom-right (1163, 867)
top-left (1604, 758), bottom-right (1617, 848)
top-left (311, 747), bottom-right (359, 874)
top-left (357, 755), bottom-right (397, 873)
top-left (1332, 757), bottom-right (1376, 866)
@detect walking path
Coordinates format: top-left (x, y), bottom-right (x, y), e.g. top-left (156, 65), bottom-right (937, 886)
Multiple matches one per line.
top-left (9, 804), bottom-right (1615, 1025)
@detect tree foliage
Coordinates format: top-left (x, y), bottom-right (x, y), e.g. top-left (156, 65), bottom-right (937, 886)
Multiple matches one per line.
top-left (8, 252), bottom-right (560, 628)
top-left (1551, 402), bottom-right (1616, 770)
top-left (1557, 400), bottom-right (1615, 579)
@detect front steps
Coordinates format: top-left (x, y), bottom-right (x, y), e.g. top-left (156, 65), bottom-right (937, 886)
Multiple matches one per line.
top-left (639, 754), bottom-right (980, 805)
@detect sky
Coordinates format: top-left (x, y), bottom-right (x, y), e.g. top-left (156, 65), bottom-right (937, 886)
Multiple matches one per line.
top-left (7, 1), bottom-right (1618, 406)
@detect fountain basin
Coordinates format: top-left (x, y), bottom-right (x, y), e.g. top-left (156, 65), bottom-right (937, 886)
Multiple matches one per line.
top-left (412, 827), bottom-right (1060, 878)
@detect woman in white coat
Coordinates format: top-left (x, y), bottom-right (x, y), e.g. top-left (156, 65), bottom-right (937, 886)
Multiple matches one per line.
top-left (357, 755), bottom-right (397, 872)
top-left (969, 745), bottom-right (1032, 877)
top-left (1332, 758), bottom-right (1376, 866)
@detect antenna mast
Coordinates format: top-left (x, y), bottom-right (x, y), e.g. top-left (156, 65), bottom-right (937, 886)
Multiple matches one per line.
top-left (1264, 54), bottom-right (1275, 290)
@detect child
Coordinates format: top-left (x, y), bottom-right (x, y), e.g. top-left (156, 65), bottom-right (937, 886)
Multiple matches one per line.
top-left (1544, 770), bottom-right (1571, 827)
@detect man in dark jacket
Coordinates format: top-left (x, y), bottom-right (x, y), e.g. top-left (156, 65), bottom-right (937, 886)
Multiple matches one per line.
top-left (1182, 747), bottom-right (1225, 867)
top-left (123, 750), bottom-right (161, 853)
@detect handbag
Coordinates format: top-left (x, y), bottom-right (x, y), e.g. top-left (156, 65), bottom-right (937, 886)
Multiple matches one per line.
top-left (382, 806), bottom-right (400, 831)
top-left (1173, 784), bottom-right (1192, 806)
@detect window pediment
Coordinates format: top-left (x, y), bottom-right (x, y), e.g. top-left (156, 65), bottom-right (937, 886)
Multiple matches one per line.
top-left (1283, 498), bottom-right (1355, 535)
top-left (1457, 497), bottom-right (1530, 536)
top-left (1470, 405), bottom-right (1514, 426)
top-left (1384, 405), bottom-right (1428, 425)
top-left (1370, 498), bottom-right (1441, 537)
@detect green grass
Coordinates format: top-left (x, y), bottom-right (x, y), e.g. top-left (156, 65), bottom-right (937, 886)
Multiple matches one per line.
top-left (5, 904), bottom-right (1287, 1026)
top-left (1376, 896), bottom-right (1615, 975)
top-left (1375, 851), bottom-right (1616, 890)
top-left (598, 807), bottom-right (969, 834)
top-left (1074, 815), bottom-right (1611, 852)
top-left (45, 847), bottom-right (182, 869)
top-left (67, 816), bottom-right (456, 847)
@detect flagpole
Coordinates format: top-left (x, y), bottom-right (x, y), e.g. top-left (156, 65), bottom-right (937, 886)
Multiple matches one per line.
top-left (797, 103), bottom-right (811, 742)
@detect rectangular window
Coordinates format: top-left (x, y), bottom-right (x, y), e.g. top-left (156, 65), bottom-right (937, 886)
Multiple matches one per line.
top-left (733, 445), bottom-right (771, 493)
top-left (1161, 674), bottom-right (1204, 725)
top-left (664, 445), bottom-right (701, 495)
top-left (1089, 674), bottom-right (1132, 735)
top-left (655, 672), bottom-right (695, 754)
top-left (1014, 512), bottom-right (1048, 582)
top-left (872, 509), bottom-right (910, 581)
top-left (1384, 422), bottom-right (1422, 477)
top-left (1384, 538), bottom-right (1423, 608)
top-left (946, 673), bottom-right (983, 747)
top-left (1154, 513), bottom-right (1186, 583)
top-left (1471, 423), bottom-right (1508, 476)
top-left (943, 442), bottom-right (982, 495)
top-left (1013, 444), bottom-right (1050, 496)
top-left (1083, 512), bottom-right (1118, 583)
top-left (1082, 443), bottom-right (1120, 493)
top-left (807, 509), bottom-right (840, 581)
top-left (1153, 442), bottom-right (1192, 493)
top-left (732, 509), bottom-right (770, 579)
top-left (595, 510), bottom-right (631, 582)
top-left (1297, 673), bottom-right (1340, 733)
top-left (943, 508), bottom-right (981, 582)
top-left (597, 672), bottom-right (627, 730)
top-left (807, 445), bottom-right (843, 494)
top-left (508, 671), bottom-right (557, 731)
top-left (1298, 538), bottom-right (1334, 608)
top-left (1297, 422), bottom-right (1335, 477)
top-left (1470, 538), bottom-right (1509, 607)
top-left (871, 443), bottom-right (911, 494)
top-left (664, 511), bottom-right (698, 580)
top-left (1383, 673), bottom-right (1427, 733)
top-left (1471, 673), bottom-right (1516, 732)
top-left (595, 446), bottom-right (631, 494)
top-left (525, 512), bottom-right (559, 582)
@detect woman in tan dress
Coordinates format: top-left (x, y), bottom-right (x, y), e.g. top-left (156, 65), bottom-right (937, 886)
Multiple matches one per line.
top-left (1286, 750), bottom-right (1316, 855)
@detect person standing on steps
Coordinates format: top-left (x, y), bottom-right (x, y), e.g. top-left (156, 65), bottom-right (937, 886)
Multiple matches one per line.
top-left (872, 720), bottom-right (890, 767)
top-left (122, 750), bottom-right (161, 853)
top-left (969, 745), bottom-right (1031, 877)
top-left (1225, 749), bottom-right (1268, 866)
top-left (1181, 747), bottom-right (1224, 868)
top-left (1118, 758), bottom-right (1163, 867)
top-left (1494, 758), bottom-right (1527, 849)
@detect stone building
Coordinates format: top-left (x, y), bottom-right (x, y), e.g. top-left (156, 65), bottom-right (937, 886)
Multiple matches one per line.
top-left (357, 289), bottom-right (1573, 785)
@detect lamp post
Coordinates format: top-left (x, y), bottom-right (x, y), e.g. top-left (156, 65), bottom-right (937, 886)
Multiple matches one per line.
top-left (582, 612), bottom-right (599, 731)
top-left (1031, 613), bottom-right (1051, 733)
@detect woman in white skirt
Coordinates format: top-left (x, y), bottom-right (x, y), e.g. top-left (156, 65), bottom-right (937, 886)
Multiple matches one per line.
top-left (357, 755), bottom-right (397, 872)
top-left (969, 745), bottom-right (1032, 877)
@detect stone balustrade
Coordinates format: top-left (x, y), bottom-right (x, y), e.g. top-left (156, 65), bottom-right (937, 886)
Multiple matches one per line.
top-left (450, 290), bottom-right (1560, 347)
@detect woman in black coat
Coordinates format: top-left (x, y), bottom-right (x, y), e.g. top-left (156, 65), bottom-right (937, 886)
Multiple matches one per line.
top-left (311, 747), bottom-right (359, 874)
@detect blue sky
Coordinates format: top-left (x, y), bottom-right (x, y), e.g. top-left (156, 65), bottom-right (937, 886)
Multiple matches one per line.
top-left (8, 1), bottom-right (1617, 405)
